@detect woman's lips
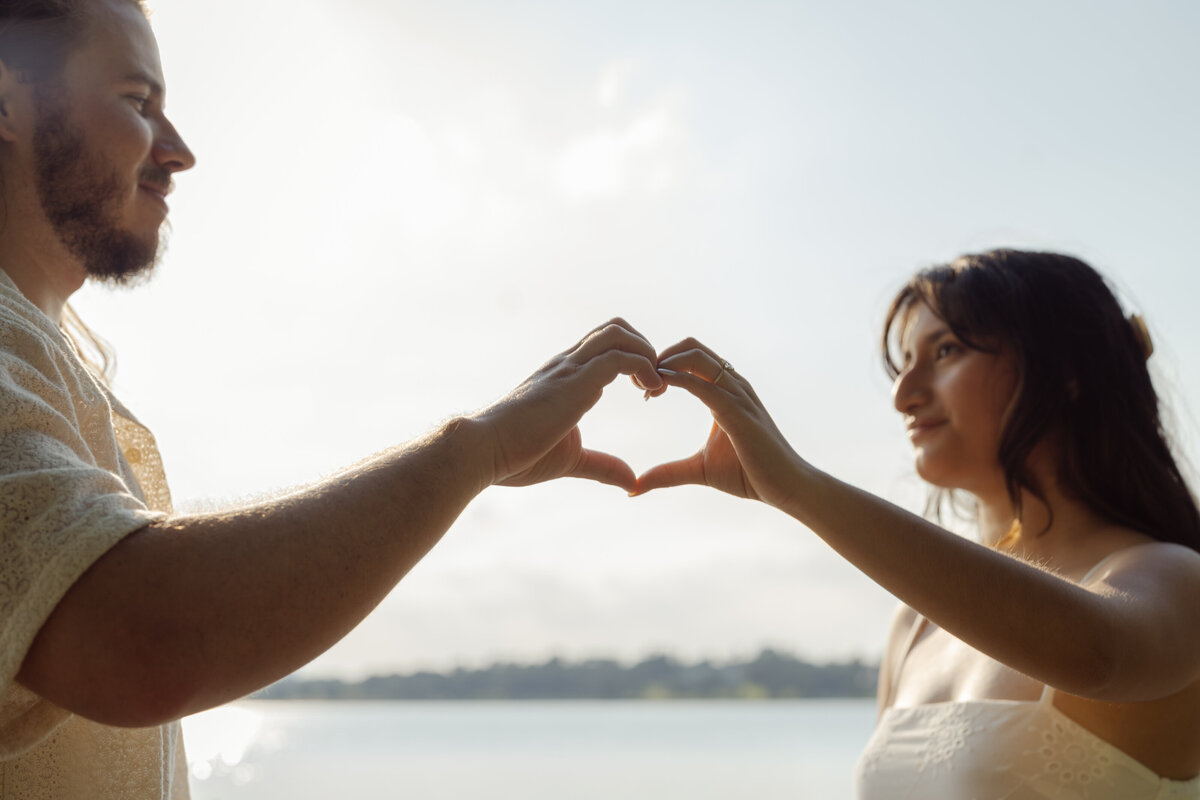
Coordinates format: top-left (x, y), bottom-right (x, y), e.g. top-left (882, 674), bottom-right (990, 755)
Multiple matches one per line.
top-left (906, 418), bottom-right (947, 439)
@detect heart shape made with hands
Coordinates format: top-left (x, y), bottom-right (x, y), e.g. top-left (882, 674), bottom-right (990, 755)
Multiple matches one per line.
top-left (576, 377), bottom-right (715, 483)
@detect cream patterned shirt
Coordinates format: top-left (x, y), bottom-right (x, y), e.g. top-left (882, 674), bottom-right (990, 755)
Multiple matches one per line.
top-left (0, 270), bottom-right (187, 798)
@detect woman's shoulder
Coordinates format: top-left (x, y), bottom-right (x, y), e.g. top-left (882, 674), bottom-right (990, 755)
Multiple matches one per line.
top-left (1084, 537), bottom-right (1200, 586)
top-left (876, 603), bottom-right (922, 710)
top-left (886, 601), bottom-right (920, 634)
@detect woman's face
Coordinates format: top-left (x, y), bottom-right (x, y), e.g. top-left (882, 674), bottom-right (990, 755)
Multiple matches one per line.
top-left (892, 302), bottom-right (1019, 495)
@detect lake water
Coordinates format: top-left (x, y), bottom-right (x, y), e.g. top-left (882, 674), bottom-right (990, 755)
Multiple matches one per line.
top-left (183, 699), bottom-right (876, 799)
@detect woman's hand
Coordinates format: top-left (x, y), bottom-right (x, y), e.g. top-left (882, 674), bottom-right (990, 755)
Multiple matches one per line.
top-left (633, 338), bottom-right (808, 510)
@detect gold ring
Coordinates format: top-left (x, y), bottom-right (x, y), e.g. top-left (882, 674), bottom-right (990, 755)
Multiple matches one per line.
top-left (714, 360), bottom-right (733, 385)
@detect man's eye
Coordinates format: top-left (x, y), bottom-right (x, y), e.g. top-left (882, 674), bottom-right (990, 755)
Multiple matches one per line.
top-left (127, 95), bottom-right (149, 112)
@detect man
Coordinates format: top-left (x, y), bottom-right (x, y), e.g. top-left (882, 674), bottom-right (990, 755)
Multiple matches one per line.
top-left (0, 0), bottom-right (663, 796)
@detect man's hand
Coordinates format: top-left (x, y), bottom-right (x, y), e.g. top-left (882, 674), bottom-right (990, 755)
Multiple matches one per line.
top-left (472, 318), bottom-right (663, 492)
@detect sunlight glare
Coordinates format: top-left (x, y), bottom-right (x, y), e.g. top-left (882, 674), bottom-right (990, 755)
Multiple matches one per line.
top-left (182, 705), bottom-right (264, 782)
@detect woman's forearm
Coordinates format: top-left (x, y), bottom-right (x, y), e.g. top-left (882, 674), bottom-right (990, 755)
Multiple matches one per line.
top-left (780, 463), bottom-right (1117, 696)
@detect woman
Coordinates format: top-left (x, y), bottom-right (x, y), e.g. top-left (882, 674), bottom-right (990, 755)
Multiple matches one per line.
top-left (636, 250), bottom-right (1200, 798)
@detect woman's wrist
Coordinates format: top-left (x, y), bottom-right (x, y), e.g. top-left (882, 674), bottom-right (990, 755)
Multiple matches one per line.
top-left (768, 452), bottom-right (826, 522)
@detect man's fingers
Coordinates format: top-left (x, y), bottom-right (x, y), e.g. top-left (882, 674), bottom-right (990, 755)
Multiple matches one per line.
top-left (570, 449), bottom-right (636, 491)
top-left (633, 377), bottom-right (669, 400)
top-left (571, 321), bottom-right (664, 391)
top-left (632, 454), bottom-right (706, 496)
top-left (583, 349), bottom-right (664, 396)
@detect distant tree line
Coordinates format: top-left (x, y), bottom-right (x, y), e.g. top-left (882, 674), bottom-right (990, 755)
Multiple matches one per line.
top-left (253, 649), bottom-right (879, 701)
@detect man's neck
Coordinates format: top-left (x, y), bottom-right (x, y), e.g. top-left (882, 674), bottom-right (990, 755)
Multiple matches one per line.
top-left (0, 232), bottom-right (87, 324)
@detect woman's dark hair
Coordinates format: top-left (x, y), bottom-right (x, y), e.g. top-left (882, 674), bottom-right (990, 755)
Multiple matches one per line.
top-left (882, 249), bottom-right (1200, 553)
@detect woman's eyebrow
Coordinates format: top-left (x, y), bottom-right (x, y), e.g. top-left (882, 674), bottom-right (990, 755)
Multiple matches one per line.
top-left (900, 324), bottom-right (952, 356)
top-left (918, 326), bottom-right (952, 348)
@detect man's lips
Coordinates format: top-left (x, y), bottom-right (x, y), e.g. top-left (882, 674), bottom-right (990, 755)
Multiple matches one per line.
top-left (139, 183), bottom-right (170, 207)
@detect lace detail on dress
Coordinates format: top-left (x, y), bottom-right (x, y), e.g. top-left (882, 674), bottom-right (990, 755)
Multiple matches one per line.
top-left (915, 702), bottom-right (974, 774)
top-left (1027, 713), bottom-right (1117, 795)
top-left (856, 698), bottom-right (1200, 800)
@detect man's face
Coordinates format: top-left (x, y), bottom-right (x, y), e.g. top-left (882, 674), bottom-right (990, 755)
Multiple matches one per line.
top-left (31, 0), bottom-right (193, 284)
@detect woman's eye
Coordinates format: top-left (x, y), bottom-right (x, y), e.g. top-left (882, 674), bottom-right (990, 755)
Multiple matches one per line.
top-left (935, 342), bottom-right (960, 359)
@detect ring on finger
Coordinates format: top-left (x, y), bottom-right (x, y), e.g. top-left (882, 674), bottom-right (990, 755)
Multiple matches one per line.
top-left (713, 360), bottom-right (734, 385)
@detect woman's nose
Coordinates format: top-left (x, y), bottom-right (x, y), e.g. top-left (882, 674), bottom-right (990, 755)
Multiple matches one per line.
top-left (892, 364), bottom-right (930, 415)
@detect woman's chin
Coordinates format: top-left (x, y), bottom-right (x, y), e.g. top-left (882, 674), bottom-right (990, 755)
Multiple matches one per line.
top-left (913, 455), bottom-right (961, 490)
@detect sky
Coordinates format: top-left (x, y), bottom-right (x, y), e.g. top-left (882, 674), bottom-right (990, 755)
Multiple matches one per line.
top-left (73, 0), bottom-right (1200, 678)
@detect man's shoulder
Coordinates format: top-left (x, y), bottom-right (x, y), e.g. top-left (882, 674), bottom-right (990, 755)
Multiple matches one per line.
top-left (0, 302), bottom-right (61, 359)
top-left (0, 298), bottom-right (88, 397)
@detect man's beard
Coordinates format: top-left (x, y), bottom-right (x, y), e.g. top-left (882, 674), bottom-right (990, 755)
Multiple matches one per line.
top-left (32, 88), bottom-right (166, 285)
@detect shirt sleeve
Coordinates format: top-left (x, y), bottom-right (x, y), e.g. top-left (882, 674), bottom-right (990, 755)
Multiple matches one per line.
top-left (0, 317), bottom-right (165, 757)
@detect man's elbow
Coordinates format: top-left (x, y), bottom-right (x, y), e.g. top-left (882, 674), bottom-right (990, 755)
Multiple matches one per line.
top-left (18, 624), bottom-right (203, 729)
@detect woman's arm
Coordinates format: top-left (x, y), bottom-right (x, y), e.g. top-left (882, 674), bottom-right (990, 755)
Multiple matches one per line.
top-left (635, 339), bottom-right (1200, 703)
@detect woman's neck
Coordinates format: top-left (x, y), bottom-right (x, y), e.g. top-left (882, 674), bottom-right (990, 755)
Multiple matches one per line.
top-left (975, 481), bottom-right (1117, 565)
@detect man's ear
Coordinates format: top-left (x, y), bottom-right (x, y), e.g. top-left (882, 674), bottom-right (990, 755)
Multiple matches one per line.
top-left (0, 60), bottom-right (29, 144)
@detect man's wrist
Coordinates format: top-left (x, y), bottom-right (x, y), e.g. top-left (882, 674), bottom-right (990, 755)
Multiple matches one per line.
top-left (434, 414), bottom-right (498, 496)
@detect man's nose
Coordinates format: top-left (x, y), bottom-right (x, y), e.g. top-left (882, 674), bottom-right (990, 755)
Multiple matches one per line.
top-left (152, 117), bottom-right (196, 173)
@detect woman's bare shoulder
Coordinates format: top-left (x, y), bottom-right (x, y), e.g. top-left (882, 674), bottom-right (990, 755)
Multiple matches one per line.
top-left (886, 602), bottom-right (920, 639)
top-left (1088, 539), bottom-right (1200, 586)
top-left (876, 602), bottom-right (921, 712)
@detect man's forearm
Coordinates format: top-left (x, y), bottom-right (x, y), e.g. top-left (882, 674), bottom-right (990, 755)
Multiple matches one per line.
top-left (19, 318), bottom-right (663, 727)
top-left (19, 416), bottom-right (491, 727)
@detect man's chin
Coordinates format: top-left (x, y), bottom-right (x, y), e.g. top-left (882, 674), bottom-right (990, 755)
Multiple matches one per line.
top-left (83, 228), bottom-right (168, 288)
top-left (87, 263), bottom-right (157, 288)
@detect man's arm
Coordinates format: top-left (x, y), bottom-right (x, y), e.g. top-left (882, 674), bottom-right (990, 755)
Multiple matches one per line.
top-left (17, 319), bottom-right (663, 727)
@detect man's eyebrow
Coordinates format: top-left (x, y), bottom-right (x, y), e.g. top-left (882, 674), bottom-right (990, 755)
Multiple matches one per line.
top-left (121, 71), bottom-right (164, 95)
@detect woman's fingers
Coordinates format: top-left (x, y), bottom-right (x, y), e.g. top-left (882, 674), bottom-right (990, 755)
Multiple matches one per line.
top-left (654, 336), bottom-right (722, 364)
top-left (655, 341), bottom-right (745, 393)
top-left (653, 365), bottom-right (745, 424)
top-left (633, 453), bottom-right (707, 495)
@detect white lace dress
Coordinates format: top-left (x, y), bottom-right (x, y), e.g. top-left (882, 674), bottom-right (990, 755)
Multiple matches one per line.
top-left (856, 687), bottom-right (1200, 799)
top-left (0, 271), bottom-right (187, 798)
top-left (855, 552), bottom-right (1200, 799)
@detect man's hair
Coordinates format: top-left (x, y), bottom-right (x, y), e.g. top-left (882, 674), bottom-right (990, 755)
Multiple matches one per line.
top-left (0, 0), bottom-right (147, 82)
top-left (1, 1), bottom-right (145, 381)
